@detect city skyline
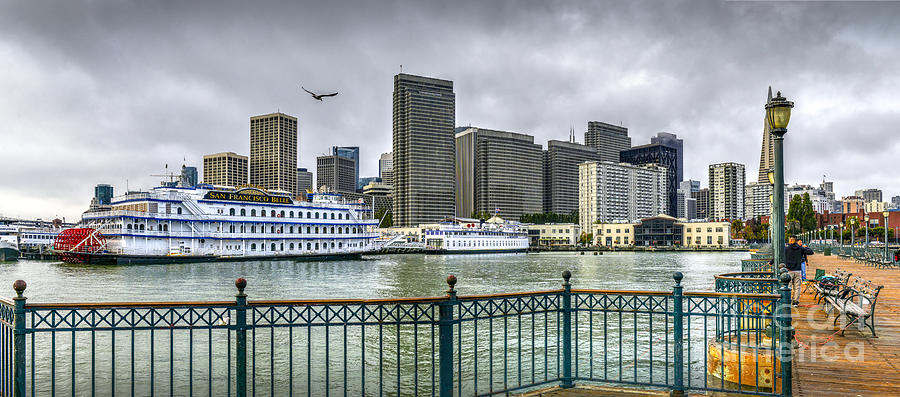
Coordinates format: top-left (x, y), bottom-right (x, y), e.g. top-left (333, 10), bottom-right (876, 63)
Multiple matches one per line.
top-left (3, 1), bottom-right (900, 220)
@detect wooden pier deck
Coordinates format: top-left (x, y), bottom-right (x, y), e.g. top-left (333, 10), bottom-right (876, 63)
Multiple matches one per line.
top-left (790, 253), bottom-right (900, 396)
top-left (521, 254), bottom-right (900, 397)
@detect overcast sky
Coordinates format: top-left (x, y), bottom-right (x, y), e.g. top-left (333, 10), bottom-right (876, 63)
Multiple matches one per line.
top-left (1, 0), bottom-right (899, 221)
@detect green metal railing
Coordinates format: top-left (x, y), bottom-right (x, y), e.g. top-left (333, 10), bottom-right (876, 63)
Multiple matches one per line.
top-left (742, 259), bottom-right (774, 273)
top-left (1, 273), bottom-right (793, 397)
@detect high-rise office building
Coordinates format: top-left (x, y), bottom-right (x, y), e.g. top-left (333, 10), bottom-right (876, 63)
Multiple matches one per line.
top-left (578, 161), bottom-right (668, 229)
top-left (842, 196), bottom-right (865, 214)
top-left (758, 87), bottom-right (774, 183)
top-left (297, 167), bottom-right (313, 192)
top-left (392, 73), bottom-right (456, 227)
top-left (332, 146), bottom-right (360, 189)
top-left (203, 152), bottom-right (248, 187)
top-left (249, 112), bottom-right (298, 194)
top-left (854, 188), bottom-right (883, 203)
top-left (744, 182), bottom-right (772, 220)
top-left (678, 180), bottom-right (700, 220)
top-left (317, 155), bottom-right (357, 193)
top-left (708, 162), bottom-right (745, 220)
top-left (650, 132), bottom-right (684, 182)
top-left (693, 188), bottom-right (710, 220)
top-left (584, 121), bottom-right (631, 162)
top-left (379, 152), bottom-right (393, 186)
top-left (543, 140), bottom-right (599, 215)
top-left (787, 184), bottom-right (831, 214)
top-left (179, 165), bottom-right (198, 188)
top-left (455, 127), bottom-right (543, 220)
top-left (620, 143), bottom-right (679, 217)
top-left (94, 184), bottom-right (114, 205)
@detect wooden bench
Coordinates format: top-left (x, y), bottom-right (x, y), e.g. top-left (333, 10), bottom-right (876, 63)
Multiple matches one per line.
top-left (814, 268), bottom-right (852, 304)
top-left (824, 276), bottom-right (884, 337)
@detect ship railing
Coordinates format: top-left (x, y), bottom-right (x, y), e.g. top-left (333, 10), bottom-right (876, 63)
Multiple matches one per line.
top-left (106, 230), bottom-right (379, 240)
top-left (83, 210), bottom-right (381, 225)
top-left (0, 272), bottom-right (793, 397)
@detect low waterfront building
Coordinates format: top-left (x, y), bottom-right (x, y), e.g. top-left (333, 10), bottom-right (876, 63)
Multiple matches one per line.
top-left (526, 223), bottom-right (580, 247)
top-left (592, 222), bottom-right (635, 247)
top-left (633, 214), bottom-right (682, 247)
top-left (682, 220), bottom-right (731, 248)
top-left (592, 217), bottom-right (730, 248)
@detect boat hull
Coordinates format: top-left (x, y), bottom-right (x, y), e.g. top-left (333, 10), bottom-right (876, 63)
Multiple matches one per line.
top-left (424, 248), bottom-right (528, 255)
top-left (56, 251), bottom-right (365, 265)
top-left (0, 247), bottom-right (19, 262)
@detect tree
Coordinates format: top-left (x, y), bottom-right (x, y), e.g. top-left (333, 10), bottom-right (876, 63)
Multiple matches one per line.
top-left (374, 208), bottom-right (393, 228)
top-left (470, 210), bottom-right (493, 220)
top-left (519, 211), bottom-right (579, 224)
top-left (800, 193), bottom-right (817, 232)
top-left (786, 195), bottom-right (803, 235)
top-left (730, 220), bottom-right (744, 239)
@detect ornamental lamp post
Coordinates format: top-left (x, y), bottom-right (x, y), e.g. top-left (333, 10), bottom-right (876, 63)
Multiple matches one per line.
top-left (865, 214), bottom-right (870, 249)
top-left (839, 222), bottom-right (844, 246)
top-left (766, 91), bottom-right (793, 273)
top-left (883, 211), bottom-right (889, 262)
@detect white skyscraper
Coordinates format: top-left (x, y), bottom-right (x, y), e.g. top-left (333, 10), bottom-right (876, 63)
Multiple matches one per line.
top-left (579, 161), bottom-right (668, 229)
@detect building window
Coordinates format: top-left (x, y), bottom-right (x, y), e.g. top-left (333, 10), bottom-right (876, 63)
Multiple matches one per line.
top-left (307, 243), bottom-right (311, 250)
top-left (251, 243), bottom-right (256, 251)
top-left (290, 243), bottom-right (294, 250)
top-left (307, 212), bottom-right (311, 218)
top-left (251, 209), bottom-right (256, 216)
top-left (315, 212), bottom-right (320, 219)
top-left (230, 208), bottom-right (235, 216)
top-left (271, 243), bottom-right (276, 251)
top-left (289, 211), bottom-right (294, 218)
top-left (177, 208), bottom-right (182, 215)
top-left (331, 213), bottom-right (335, 220)
top-left (330, 226), bottom-right (334, 234)
top-left (251, 226), bottom-right (256, 233)
top-left (315, 242), bottom-right (319, 250)
top-left (271, 210), bottom-right (276, 217)
top-left (290, 226), bottom-right (294, 233)
top-left (241, 209), bottom-right (246, 216)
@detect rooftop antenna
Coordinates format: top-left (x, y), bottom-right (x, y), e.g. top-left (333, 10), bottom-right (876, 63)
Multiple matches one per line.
top-left (569, 126), bottom-right (575, 143)
top-left (400, 64), bottom-right (403, 73)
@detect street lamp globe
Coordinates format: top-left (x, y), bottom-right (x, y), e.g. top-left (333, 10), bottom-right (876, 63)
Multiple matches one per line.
top-left (766, 92), bottom-right (794, 131)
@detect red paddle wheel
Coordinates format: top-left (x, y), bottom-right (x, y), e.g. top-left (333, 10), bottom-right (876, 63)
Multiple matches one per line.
top-left (53, 228), bottom-right (108, 263)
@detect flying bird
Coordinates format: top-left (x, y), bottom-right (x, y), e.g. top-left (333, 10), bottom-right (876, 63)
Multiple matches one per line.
top-left (301, 86), bottom-right (338, 101)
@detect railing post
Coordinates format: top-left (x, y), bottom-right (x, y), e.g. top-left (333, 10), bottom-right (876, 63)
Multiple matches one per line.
top-left (235, 278), bottom-right (248, 397)
top-left (13, 280), bottom-right (26, 397)
top-left (778, 272), bottom-right (793, 397)
top-left (671, 272), bottom-right (684, 397)
top-left (439, 275), bottom-right (457, 397)
top-left (561, 270), bottom-right (573, 388)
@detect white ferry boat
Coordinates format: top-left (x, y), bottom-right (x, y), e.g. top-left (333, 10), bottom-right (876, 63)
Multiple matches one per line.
top-left (0, 225), bottom-right (20, 261)
top-left (54, 185), bottom-right (379, 264)
top-left (422, 217), bottom-right (529, 254)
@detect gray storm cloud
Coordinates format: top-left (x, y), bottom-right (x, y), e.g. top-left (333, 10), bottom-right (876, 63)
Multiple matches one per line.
top-left (1, 0), bottom-right (898, 219)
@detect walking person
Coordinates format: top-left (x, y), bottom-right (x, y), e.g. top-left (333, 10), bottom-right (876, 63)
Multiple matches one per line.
top-left (798, 238), bottom-right (808, 280)
top-left (784, 236), bottom-right (814, 305)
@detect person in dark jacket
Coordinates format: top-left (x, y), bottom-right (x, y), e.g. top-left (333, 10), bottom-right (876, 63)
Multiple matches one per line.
top-left (784, 236), bottom-right (813, 304)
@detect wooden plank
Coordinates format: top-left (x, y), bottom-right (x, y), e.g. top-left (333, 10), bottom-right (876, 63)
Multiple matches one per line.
top-left (791, 253), bottom-right (900, 396)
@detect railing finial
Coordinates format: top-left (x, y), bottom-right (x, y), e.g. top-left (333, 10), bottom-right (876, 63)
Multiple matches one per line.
top-left (779, 272), bottom-right (792, 285)
top-left (673, 272), bottom-right (683, 286)
top-left (562, 270), bottom-right (571, 286)
top-left (235, 278), bottom-right (247, 296)
top-left (446, 275), bottom-right (457, 294)
top-left (13, 280), bottom-right (26, 298)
